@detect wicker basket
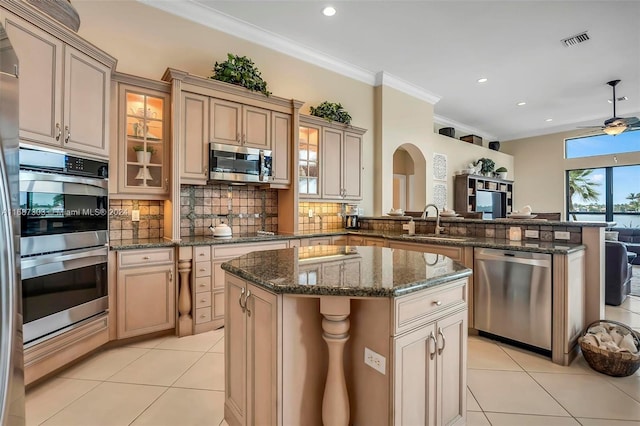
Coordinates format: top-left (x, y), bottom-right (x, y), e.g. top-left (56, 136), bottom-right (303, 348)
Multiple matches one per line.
top-left (579, 320), bottom-right (640, 377)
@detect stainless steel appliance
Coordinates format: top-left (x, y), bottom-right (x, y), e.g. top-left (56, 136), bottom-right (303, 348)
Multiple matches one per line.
top-left (209, 143), bottom-right (272, 184)
top-left (474, 247), bottom-right (552, 351)
top-left (0, 23), bottom-right (25, 425)
top-left (19, 148), bottom-right (109, 345)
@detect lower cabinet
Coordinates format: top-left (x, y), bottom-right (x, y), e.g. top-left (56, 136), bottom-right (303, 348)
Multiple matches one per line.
top-left (225, 274), bottom-right (278, 426)
top-left (393, 309), bottom-right (467, 426)
top-left (116, 248), bottom-right (176, 339)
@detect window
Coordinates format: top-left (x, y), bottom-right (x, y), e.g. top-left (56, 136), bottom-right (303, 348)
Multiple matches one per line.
top-left (566, 129), bottom-right (640, 159)
top-left (567, 165), bottom-right (640, 227)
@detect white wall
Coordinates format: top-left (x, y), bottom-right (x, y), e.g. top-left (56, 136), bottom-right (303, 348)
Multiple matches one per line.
top-left (501, 130), bottom-right (640, 218)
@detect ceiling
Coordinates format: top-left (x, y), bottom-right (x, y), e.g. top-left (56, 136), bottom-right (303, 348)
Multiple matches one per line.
top-left (144, 0), bottom-right (640, 142)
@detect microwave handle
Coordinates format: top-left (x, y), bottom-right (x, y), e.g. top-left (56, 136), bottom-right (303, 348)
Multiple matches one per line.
top-left (259, 150), bottom-right (265, 181)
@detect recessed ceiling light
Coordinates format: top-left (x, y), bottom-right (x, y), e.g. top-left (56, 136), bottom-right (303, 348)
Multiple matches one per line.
top-left (477, 78), bottom-right (488, 83)
top-left (545, 118), bottom-right (553, 122)
top-left (516, 101), bottom-right (526, 106)
top-left (322, 6), bottom-right (336, 16)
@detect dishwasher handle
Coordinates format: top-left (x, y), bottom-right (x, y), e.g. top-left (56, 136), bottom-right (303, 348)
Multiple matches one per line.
top-left (474, 250), bottom-right (551, 268)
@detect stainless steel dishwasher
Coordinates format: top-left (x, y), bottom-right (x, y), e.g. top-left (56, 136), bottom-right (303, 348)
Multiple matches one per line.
top-left (474, 248), bottom-right (552, 351)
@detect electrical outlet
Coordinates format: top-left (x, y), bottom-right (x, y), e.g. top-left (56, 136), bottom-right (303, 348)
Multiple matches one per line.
top-left (364, 347), bottom-right (386, 375)
top-left (524, 230), bottom-right (539, 238)
top-left (554, 231), bottom-right (570, 240)
top-left (308, 209), bottom-right (314, 218)
top-left (131, 210), bottom-right (140, 222)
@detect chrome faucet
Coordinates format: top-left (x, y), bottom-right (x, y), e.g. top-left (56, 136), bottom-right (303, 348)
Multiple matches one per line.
top-left (421, 203), bottom-right (444, 235)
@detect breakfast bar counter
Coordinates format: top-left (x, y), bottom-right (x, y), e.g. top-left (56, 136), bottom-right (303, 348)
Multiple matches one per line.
top-left (221, 245), bottom-right (472, 426)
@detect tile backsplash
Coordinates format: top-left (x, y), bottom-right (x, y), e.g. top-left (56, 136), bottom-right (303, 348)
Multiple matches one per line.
top-left (180, 183), bottom-right (279, 237)
top-left (298, 202), bottom-right (344, 232)
top-left (109, 200), bottom-right (164, 240)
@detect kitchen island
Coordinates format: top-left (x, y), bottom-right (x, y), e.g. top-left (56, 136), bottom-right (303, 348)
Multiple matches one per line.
top-left (221, 245), bottom-right (472, 426)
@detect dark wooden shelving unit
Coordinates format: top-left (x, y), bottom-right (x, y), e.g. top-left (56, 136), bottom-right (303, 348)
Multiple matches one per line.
top-left (454, 174), bottom-right (513, 218)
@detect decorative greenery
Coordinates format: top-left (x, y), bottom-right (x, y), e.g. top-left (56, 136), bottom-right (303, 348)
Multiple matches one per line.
top-left (477, 158), bottom-right (495, 175)
top-left (495, 167), bottom-right (508, 173)
top-left (309, 101), bottom-right (352, 125)
top-left (210, 53), bottom-right (271, 96)
top-left (133, 145), bottom-right (156, 155)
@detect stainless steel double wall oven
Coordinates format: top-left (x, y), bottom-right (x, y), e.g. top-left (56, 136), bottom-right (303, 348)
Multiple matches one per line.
top-left (19, 147), bottom-right (109, 345)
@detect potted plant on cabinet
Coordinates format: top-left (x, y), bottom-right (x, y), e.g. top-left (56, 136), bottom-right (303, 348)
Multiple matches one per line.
top-left (210, 53), bottom-right (271, 96)
top-left (133, 145), bottom-right (156, 164)
top-left (495, 167), bottom-right (508, 179)
top-left (309, 101), bottom-right (352, 125)
top-left (477, 158), bottom-right (495, 176)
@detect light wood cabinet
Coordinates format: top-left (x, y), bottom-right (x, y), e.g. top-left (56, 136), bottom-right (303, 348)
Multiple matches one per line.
top-left (271, 112), bottom-right (291, 186)
top-left (116, 248), bottom-right (176, 339)
top-left (180, 92), bottom-right (210, 184)
top-left (348, 235), bottom-right (387, 247)
top-left (299, 115), bottom-right (366, 201)
top-left (1, 7), bottom-right (114, 158)
top-left (225, 274), bottom-right (278, 426)
top-left (210, 99), bottom-right (270, 149)
top-left (393, 308), bottom-right (467, 426)
top-left (111, 74), bottom-right (170, 197)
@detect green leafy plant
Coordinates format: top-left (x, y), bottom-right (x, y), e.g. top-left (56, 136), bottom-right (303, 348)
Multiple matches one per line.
top-left (309, 101), bottom-right (352, 125)
top-left (477, 158), bottom-right (495, 175)
top-left (210, 53), bottom-right (271, 97)
top-left (495, 167), bottom-right (508, 173)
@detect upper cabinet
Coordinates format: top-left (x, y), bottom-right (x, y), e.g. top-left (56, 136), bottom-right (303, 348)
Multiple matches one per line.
top-left (299, 115), bottom-right (367, 201)
top-left (162, 68), bottom-right (303, 187)
top-left (1, 4), bottom-right (116, 158)
top-left (111, 73), bottom-right (171, 198)
top-left (210, 99), bottom-right (271, 149)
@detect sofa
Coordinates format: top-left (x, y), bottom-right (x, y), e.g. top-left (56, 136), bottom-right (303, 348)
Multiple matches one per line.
top-left (607, 227), bottom-right (640, 265)
top-left (605, 241), bottom-right (634, 306)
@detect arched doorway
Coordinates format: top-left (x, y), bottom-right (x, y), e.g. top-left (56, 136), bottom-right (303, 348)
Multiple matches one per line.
top-left (392, 144), bottom-right (426, 213)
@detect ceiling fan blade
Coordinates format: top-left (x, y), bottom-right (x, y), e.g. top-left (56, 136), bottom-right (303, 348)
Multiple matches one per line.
top-left (621, 116), bottom-right (640, 125)
top-left (577, 125), bottom-right (605, 129)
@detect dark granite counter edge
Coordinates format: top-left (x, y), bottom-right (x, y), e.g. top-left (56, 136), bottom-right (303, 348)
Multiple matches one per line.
top-left (110, 230), bottom-right (585, 254)
top-left (221, 262), bottom-right (473, 298)
top-left (361, 216), bottom-right (615, 227)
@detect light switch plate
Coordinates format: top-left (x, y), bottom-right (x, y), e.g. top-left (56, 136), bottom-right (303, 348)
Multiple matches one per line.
top-left (131, 210), bottom-right (140, 222)
top-left (554, 231), bottom-right (570, 240)
top-left (364, 347), bottom-right (386, 375)
top-left (524, 230), bottom-right (539, 238)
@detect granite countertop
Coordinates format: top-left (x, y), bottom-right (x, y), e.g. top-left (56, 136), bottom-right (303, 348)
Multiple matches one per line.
top-left (109, 229), bottom-right (585, 254)
top-left (221, 245), bottom-right (472, 297)
top-left (363, 216), bottom-right (615, 227)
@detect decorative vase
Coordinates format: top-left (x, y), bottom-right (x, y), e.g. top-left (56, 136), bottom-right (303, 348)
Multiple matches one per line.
top-left (489, 141), bottom-right (501, 151)
top-left (136, 151), bottom-right (151, 164)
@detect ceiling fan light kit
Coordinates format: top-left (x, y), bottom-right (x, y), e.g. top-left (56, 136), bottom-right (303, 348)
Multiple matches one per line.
top-left (577, 79), bottom-right (640, 136)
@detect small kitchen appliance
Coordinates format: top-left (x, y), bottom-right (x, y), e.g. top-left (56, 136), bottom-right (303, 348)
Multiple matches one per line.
top-left (344, 204), bottom-right (359, 229)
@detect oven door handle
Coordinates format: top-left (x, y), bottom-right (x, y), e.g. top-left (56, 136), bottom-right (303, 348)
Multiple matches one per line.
top-left (21, 246), bottom-right (108, 280)
top-left (20, 171), bottom-right (108, 191)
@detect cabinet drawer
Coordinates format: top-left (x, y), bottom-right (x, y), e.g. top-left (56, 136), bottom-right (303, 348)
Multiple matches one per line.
top-left (118, 248), bottom-right (173, 267)
top-left (194, 246), bottom-right (211, 262)
top-left (394, 280), bottom-right (467, 335)
top-left (194, 276), bottom-right (212, 293)
top-left (195, 292), bottom-right (212, 309)
top-left (212, 241), bottom-right (289, 258)
top-left (195, 306), bottom-right (212, 324)
top-left (195, 261), bottom-right (212, 278)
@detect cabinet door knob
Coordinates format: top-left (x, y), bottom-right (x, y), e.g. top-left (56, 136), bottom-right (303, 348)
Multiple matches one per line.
top-left (437, 327), bottom-right (446, 355)
top-left (245, 289), bottom-right (252, 317)
top-left (433, 300), bottom-right (442, 306)
top-left (238, 287), bottom-right (246, 313)
top-left (55, 123), bottom-right (62, 141)
top-left (64, 125), bottom-right (70, 143)
top-left (143, 256), bottom-right (150, 260)
top-left (236, 133), bottom-right (240, 143)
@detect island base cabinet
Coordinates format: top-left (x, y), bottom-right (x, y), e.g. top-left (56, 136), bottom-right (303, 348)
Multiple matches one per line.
top-left (225, 275), bottom-right (278, 426)
top-left (393, 309), bottom-right (467, 426)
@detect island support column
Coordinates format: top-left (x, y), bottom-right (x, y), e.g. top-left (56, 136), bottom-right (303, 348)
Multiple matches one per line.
top-left (320, 296), bottom-right (351, 426)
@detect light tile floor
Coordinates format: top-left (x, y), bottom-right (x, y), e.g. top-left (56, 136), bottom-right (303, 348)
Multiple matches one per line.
top-left (26, 295), bottom-right (640, 426)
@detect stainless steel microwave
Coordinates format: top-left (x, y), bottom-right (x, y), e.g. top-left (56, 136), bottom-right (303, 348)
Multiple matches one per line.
top-left (209, 143), bottom-right (272, 184)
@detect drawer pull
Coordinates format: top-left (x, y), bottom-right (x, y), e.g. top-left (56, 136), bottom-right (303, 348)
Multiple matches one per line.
top-left (143, 256), bottom-right (150, 260)
top-left (433, 300), bottom-right (442, 306)
top-left (199, 253), bottom-right (205, 256)
top-left (200, 315), bottom-right (206, 318)
top-left (200, 268), bottom-right (206, 272)
top-left (199, 283), bottom-right (206, 287)
top-left (200, 298), bottom-right (206, 303)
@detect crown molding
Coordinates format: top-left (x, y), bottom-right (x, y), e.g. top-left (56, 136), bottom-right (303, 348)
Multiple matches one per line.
top-left (433, 114), bottom-right (497, 142)
top-left (137, 0), bottom-right (375, 85)
top-left (375, 71), bottom-right (441, 105)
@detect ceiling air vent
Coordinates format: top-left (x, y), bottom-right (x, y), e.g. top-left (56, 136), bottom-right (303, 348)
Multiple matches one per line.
top-left (561, 31), bottom-right (590, 47)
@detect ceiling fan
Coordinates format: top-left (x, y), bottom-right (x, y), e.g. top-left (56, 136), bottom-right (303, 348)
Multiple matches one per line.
top-left (579, 80), bottom-right (640, 136)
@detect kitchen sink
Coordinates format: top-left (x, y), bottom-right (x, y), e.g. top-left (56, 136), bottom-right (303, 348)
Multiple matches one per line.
top-left (401, 234), bottom-right (469, 242)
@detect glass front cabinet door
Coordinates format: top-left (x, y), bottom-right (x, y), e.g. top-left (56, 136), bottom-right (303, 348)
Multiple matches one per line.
top-left (298, 124), bottom-right (320, 198)
top-left (114, 76), bottom-right (170, 197)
